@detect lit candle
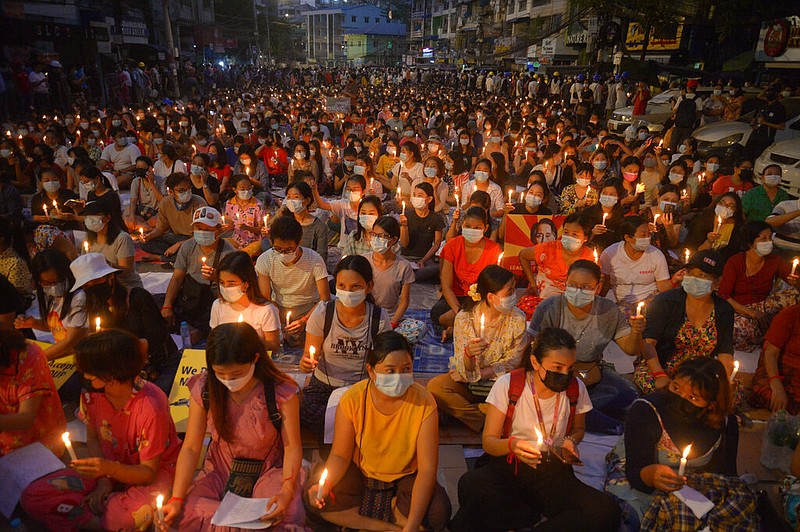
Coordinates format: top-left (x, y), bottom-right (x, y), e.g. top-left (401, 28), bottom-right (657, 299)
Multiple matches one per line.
top-left (497, 252), bottom-right (504, 266)
top-left (95, 317), bottom-right (101, 332)
top-left (83, 241), bottom-right (89, 254)
top-left (636, 302), bottom-right (644, 317)
top-left (454, 193), bottom-right (459, 207)
top-left (730, 360), bottom-right (739, 382)
top-left (635, 183), bottom-right (646, 195)
top-left (602, 212), bottom-right (608, 226)
top-left (316, 468), bottom-right (329, 501)
top-left (263, 215), bottom-right (268, 227)
top-left (480, 313), bottom-right (485, 339)
top-left (402, 201), bottom-right (406, 215)
top-left (534, 427), bottom-right (544, 451)
top-left (43, 203), bottom-right (48, 217)
top-left (520, 191), bottom-right (525, 202)
top-left (156, 494), bottom-right (164, 523)
top-left (793, 258), bottom-right (799, 276)
top-left (678, 444), bottom-right (692, 476)
top-left (62, 432), bottom-right (78, 461)
top-left (238, 313), bottom-right (244, 323)
top-left (221, 216), bottom-right (226, 226)
top-left (309, 345), bottom-right (316, 363)
top-left (52, 199), bottom-right (60, 214)
top-left (508, 190), bottom-right (513, 203)
top-left (396, 186), bottom-right (401, 198)
top-left (682, 188), bottom-right (688, 199)
top-left (593, 249), bottom-right (599, 263)
top-left (715, 215), bottom-right (722, 233)
top-left (286, 311), bottom-right (292, 326)
top-left (370, 177), bottom-right (374, 192)
top-left (653, 214), bottom-right (661, 226)
top-left (685, 249), bottom-right (690, 263)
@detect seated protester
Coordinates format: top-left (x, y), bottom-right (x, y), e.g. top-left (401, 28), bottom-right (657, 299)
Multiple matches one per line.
top-left (76, 164), bottom-right (127, 234)
top-left (767, 196), bottom-right (800, 254)
top-left (599, 216), bottom-right (675, 318)
top-left (558, 162), bottom-right (598, 216)
top-left (365, 216), bottom-right (415, 327)
top-left (0, 274), bottom-right (23, 330)
top-left (689, 192), bottom-right (746, 261)
top-left (83, 201), bottom-right (143, 291)
top-left (391, 141), bottom-right (425, 201)
top-left (0, 326), bottom-right (66, 457)
top-left (458, 158), bottom-right (504, 218)
top-left (211, 251), bottom-right (280, 354)
top-left (313, 174), bottom-right (365, 247)
top-left (15, 250), bottom-right (88, 362)
top-left (742, 164), bottom-right (789, 222)
top-left (188, 153), bottom-right (220, 208)
top-left (298, 255), bottom-right (391, 433)
top-left (279, 180), bottom-right (329, 264)
top-left (342, 194), bottom-right (383, 257)
top-left (585, 178), bottom-right (625, 252)
top-left (256, 215), bottom-right (331, 347)
top-left (306, 331), bottom-right (451, 532)
top-left (288, 141), bottom-right (320, 185)
top-left (162, 207), bottom-right (234, 340)
top-left (751, 305), bottom-right (800, 415)
top-left (127, 155), bottom-right (166, 230)
top-left (450, 328), bottom-right (621, 532)
top-left (643, 184), bottom-right (683, 271)
top-left (332, 146), bottom-right (358, 195)
top-left (428, 265), bottom-right (526, 433)
top-left (519, 212), bottom-right (595, 299)
top-left (634, 250), bottom-right (738, 398)
top-left (140, 172), bottom-right (207, 262)
top-left (617, 157), bottom-right (645, 216)
top-left (710, 157), bottom-right (754, 199)
top-left (432, 206), bottom-right (502, 338)
top-left (446, 190), bottom-right (500, 242)
top-left (498, 180), bottom-right (552, 241)
top-left (399, 181), bottom-right (445, 283)
top-left (21, 330), bottom-right (181, 531)
top-left (515, 219), bottom-right (560, 320)
top-left (638, 149), bottom-right (667, 206)
top-left (208, 140), bottom-right (232, 194)
top-left (528, 260), bottom-right (643, 435)
top-left (234, 145), bottom-right (271, 200)
top-left (33, 224), bottom-right (78, 261)
top-left (31, 167), bottom-right (78, 230)
top-left (98, 126), bottom-right (141, 188)
top-left (75, 253), bottom-right (179, 395)
top-left (355, 155), bottom-right (384, 198)
top-left (412, 156), bottom-right (450, 213)
top-left (222, 174), bottom-right (268, 257)
top-left (153, 144), bottom-right (187, 180)
top-left (717, 221), bottom-right (799, 351)
top-left (661, 161), bottom-right (690, 206)
top-left (0, 217), bottom-right (34, 305)
top-left (605, 358), bottom-right (752, 531)
top-left (160, 323), bottom-right (306, 530)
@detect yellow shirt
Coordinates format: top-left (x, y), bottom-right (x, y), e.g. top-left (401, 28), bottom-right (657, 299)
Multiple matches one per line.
top-left (339, 379), bottom-right (436, 482)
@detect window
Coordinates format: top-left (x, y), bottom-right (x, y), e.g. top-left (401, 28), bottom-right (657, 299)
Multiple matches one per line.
top-left (364, 16), bottom-right (369, 22)
top-left (375, 18), bottom-right (380, 22)
top-left (351, 16), bottom-right (356, 22)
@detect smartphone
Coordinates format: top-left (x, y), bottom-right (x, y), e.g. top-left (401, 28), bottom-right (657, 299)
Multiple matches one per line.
top-left (551, 446), bottom-right (584, 466)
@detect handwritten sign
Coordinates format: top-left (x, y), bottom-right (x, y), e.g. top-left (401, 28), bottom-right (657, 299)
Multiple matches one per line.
top-left (33, 340), bottom-right (78, 391)
top-left (325, 97), bottom-right (351, 114)
top-left (168, 349), bottom-right (207, 433)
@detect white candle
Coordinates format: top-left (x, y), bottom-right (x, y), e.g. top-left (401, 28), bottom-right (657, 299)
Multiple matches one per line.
top-left (593, 249), bottom-right (599, 263)
top-left (309, 345), bottom-right (316, 364)
top-left (402, 201), bottom-right (406, 215)
top-left (43, 203), bottom-right (48, 217)
top-left (792, 258), bottom-right (799, 276)
top-left (286, 311), bottom-right (292, 326)
top-left (454, 193), bottom-right (459, 207)
top-left (636, 302), bottom-right (644, 317)
top-left (602, 212), bottom-right (608, 226)
top-left (480, 313), bottom-right (485, 339)
top-left (139, 227), bottom-right (144, 240)
top-left (715, 215), bottom-right (722, 233)
top-left (653, 214), bottom-right (661, 226)
top-left (730, 360), bottom-right (739, 382)
top-left (520, 191), bottom-right (525, 202)
top-left (83, 241), bottom-right (89, 254)
top-left (685, 249), bottom-right (690, 263)
top-left (508, 190), bottom-right (513, 203)
top-left (534, 427), bottom-right (544, 451)
top-left (237, 313), bottom-right (244, 323)
top-left (635, 183), bottom-right (646, 195)
top-left (497, 252), bottom-right (504, 266)
top-left (263, 215), bottom-right (268, 227)
top-left (678, 444), bottom-right (692, 476)
top-left (201, 256), bottom-right (207, 266)
top-left (53, 199), bottom-right (60, 214)
top-left (156, 494), bottom-right (164, 523)
top-left (316, 468), bottom-right (328, 501)
top-left (62, 432), bottom-right (77, 461)
top-left (95, 317), bottom-right (101, 332)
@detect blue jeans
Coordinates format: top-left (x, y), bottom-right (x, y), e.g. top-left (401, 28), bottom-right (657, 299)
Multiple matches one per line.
top-left (586, 366), bottom-right (639, 435)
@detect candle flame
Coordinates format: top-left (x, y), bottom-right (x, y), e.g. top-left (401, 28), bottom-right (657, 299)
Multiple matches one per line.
top-left (734, 360), bottom-right (739, 371)
top-left (61, 432), bottom-right (71, 445)
top-left (156, 494), bottom-right (164, 509)
top-left (497, 252), bottom-right (504, 266)
top-left (534, 427), bottom-right (543, 445)
top-left (237, 314), bottom-right (244, 323)
top-left (309, 345), bottom-right (316, 362)
top-left (682, 444), bottom-right (692, 460)
top-left (319, 468), bottom-right (328, 486)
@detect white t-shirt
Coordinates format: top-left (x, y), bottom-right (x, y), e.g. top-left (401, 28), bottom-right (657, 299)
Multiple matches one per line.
top-left (460, 178), bottom-right (503, 213)
top-left (599, 241), bottom-right (670, 305)
top-left (209, 299), bottom-right (280, 337)
top-left (100, 143), bottom-right (141, 171)
top-left (486, 372), bottom-right (592, 444)
top-left (255, 247), bottom-right (328, 309)
top-left (153, 158), bottom-right (187, 179)
top-left (329, 199), bottom-right (359, 246)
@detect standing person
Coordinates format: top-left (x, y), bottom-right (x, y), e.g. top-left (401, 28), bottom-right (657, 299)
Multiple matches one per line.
top-left (306, 331), bottom-right (451, 532)
top-left (668, 81), bottom-right (700, 155)
top-left (742, 164), bottom-right (789, 222)
top-left (159, 323), bottom-right (307, 530)
top-left (632, 81), bottom-right (650, 120)
top-left (450, 328), bottom-right (621, 532)
top-left (22, 330), bottom-right (181, 531)
top-left (744, 90), bottom-right (786, 160)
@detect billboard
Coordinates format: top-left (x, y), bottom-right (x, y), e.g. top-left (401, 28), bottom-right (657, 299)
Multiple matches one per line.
top-left (625, 19), bottom-right (684, 52)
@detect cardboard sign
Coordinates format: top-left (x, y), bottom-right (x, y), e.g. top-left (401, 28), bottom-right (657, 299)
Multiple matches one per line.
top-left (168, 349), bottom-right (208, 433)
top-left (326, 97), bottom-right (351, 114)
top-left (501, 214), bottom-right (565, 276)
top-left (33, 340), bottom-right (77, 391)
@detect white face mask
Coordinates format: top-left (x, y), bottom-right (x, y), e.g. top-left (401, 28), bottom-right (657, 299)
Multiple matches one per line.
top-left (764, 173), bottom-right (781, 187)
top-left (424, 167), bottom-right (437, 178)
top-left (337, 288), bottom-right (366, 308)
top-left (561, 235), bottom-right (583, 252)
top-left (706, 162), bottom-right (719, 173)
top-left (43, 280), bottom-right (67, 298)
top-left (459, 138), bottom-right (470, 146)
top-left (576, 178), bottom-right (591, 187)
top-left (371, 236), bottom-right (390, 254)
top-left (84, 215), bottom-right (106, 233)
top-left (754, 241), bottom-right (774, 256)
top-left (43, 181), bottom-right (60, 193)
top-left (359, 214), bottom-right (377, 230)
top-left (237, 189), bottom-right (253, 200)
top-left (474, 171), bottom-right (489, 183)
top-left (411, 196), bottom-right (427, 210)
top-left (349, 191), bottom-right (362, 203)
top-left (599, 194), bottom-right (617, 208)
top-left (564, 286), bottom-right (595, 307)
top-left (632, 236), bottom-right (651, 251)
top-left (217, 363), bottom-right (256, 393)
top-left (285, 198), bottom-right (305, 213)
top-left (668, 172), bottom-right (684, 184)
top-left (278, 249), bottom-right (297, 265)
top-left (219, 284), bottom-right (245, 303)
top-left (525, 194), bottom-right (542, 208)
top-left (715, 205), bottom-right (733, 220)
top-left (374, 372), bottom-right (414, 397)
top-left (494, 293), bottom-right (518, 313)
top-left (353, 165), bottom-right (365, 175)
top-left (462, 227), bottom-right (484, 243)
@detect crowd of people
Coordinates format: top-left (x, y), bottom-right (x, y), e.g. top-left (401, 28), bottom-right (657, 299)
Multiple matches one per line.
top-left (1, 62), bottom-right (799, 531)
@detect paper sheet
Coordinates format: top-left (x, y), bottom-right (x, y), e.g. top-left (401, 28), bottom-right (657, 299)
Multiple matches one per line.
top-left (0, 442), bottom-right (66, 518)
top-left (673, 485), bottom-right (715, 519)
top-left (210, 492), bottom-right (276, 529)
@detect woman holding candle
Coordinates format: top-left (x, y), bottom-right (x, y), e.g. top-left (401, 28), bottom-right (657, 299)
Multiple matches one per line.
top-left (400, 182), bottom-right (445, 282)
top-left (306, 331), bottom-right (451, 531)
top-left (451, 328), bottom-right (620, 532)
top-left (687, 192), bottom-right (746, 261)
top-left (558, 163), bottom-right (598, 216)
top-left (288, 140), bottom-right (320, 185)
top-left (365, 216), bottom-right (415, 328)
top-left (643, 185), bottom-right (683, 267)
top-left (390, 141), bottom-right (424, 201)
top-left (31, 168), bottom-right (78, 230)
top-left (428, 265), bottom-right (526, 433)
top-left (312, 174), bottom-right (365, 247)
top-left (355, 155), bottom-right (384, 198)
top-left (22, 330), bottom-right (181, 531)
top-left (279, 180), bottom-right (329, 264)
top-left (584, 178), bottom-right (625, 252)
top-left (223, 174), bottom-right (268, 257)
top-left (412, 156), bottom-right (450, 213)
top-left (459, 159), bottom-right (505, 218)
top-left (83, 200), bottom-right (143, 291)
top-left (498, 180), bottom-right (553, 240)
top-left (342, 195), bottom-right (383, 257)
top-left (188, 153), bottom-right (220, 208)
top-left (234, 145), bottom-right (270, 196)
top-left (127, 156), bottom-right (166, 231)
top-left (605, 358), bottom-right (754, 530)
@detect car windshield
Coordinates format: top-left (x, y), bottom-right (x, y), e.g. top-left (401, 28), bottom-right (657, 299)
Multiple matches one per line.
top-left (649, 90), bottom-right (679, 105)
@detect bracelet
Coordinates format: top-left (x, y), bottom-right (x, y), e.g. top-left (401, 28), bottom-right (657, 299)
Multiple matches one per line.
top-left (564, 435), bottom-right (579, 446)
top-left (161, 306), bottom-right (173, 310)
top-left (508, 436), bottom-right (516, 454)
top-left (769, 375), bottom-right (784, 382)
top-left (167, 496), bottom-right (184, 506)
top-left (653, 371), bottom-right (668, 379)
top-left (464, 346), bottom-right (476, 360)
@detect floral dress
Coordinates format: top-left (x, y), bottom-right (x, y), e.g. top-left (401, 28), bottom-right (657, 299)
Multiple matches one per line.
top-left (558, 184), bottom-right (598, 216)
top-left (224, 198), bottom-right (267, 254)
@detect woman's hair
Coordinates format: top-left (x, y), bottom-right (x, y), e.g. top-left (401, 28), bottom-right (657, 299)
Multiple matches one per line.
top-left (527, 180), bottom-right (550, 203)
top-left (619, 216), bottom-right (647, 239)
top-left (205, 322), bottom-right (294, 442)
top-left (346, 174), bottom-right (367, 191)
top-left (414, 181), bottom-right (436, 211)
top-left (0, 325), bottom-right (29, 370)
top-left (524, 328), bottom-right (577, 370)
top-left (530, 218), bottom-right (558, 243)
top-left (270, 215), bottom-right (303, 243)
top-left (373, 215), bottom-right (400, 240)
top-left (567, 259), bottom-right (601, 283)
top-left (84, 201), bottom-right (122, 245)
top-left (229, 173), bottom-right (252, 190)
top-left (75, 329), bottom-right (145, 383)
top-left (367, 330), bottom-right (412, 367)
top-left (161, 144), bottom-right (178, 161)
top-left (166, 172), bottom-right (191, 189)
top-left (217, 251), bottom-right (268, 304)
top-left (714, 192), bottom-right (746, 226)
top-left (576, 162), bottom-right (594, 176)
top-left (209, 140), bottom-right (227, 169)
top-left (293, 140), bottom-right (310, 156)
top-left (463, 205), bottom-right (490, 236)
top-left (423, 156), bottom-right (444, 178)
top-left (564, 212), bottom-right (589, 236)
top-left (740, 220), bottom-right (773, 249)
top-left (462, 264), bottom-right (514, 312)
top-left (400, 140), bottom-right (421, 162)
top-left (354, 194), bottom-right (383, 242)
top-left (31, 249), bottom-right (75, 321)
top-left (334, 255), bottom-right (376, 305)
top-left (468, 190), bottom-right (491, 212)
top-left (658, 183), bottom-right (681, 197)
top-left (672, 357), bottom-right (731, 429)
top-left (490, 152), bottom-right (508, 181)
top-left (287, 180), bottom-right (312, 200)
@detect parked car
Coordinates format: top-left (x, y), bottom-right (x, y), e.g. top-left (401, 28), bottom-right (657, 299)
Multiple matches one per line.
top-left (607, 89), bottom-right (686, 134)
top-left (754, 139), bottom-right (800, 197)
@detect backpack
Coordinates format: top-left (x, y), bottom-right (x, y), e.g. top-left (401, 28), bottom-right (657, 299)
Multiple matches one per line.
top-left (322, 299), bottom-right (382, 342)
top-left (501, 368), bottom-right (580, 439)
top-left (674, 97), bottom-right (698, 129)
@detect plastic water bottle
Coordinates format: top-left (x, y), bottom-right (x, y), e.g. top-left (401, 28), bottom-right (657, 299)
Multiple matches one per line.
top-left (180, 321), bottom-right (192, 350)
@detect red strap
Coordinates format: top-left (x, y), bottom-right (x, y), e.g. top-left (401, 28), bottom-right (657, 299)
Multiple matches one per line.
top-left (565, 377), bottom-right (580, 435)
top-left (502, 368), bottom-right (527, 439)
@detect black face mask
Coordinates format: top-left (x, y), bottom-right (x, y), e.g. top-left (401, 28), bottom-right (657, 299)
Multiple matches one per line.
top-left (739, 169), bottom-right (754, 181)
top-left (540, 368), bottom-right (573, 393)
top-left (666, 390), bottom-right (707, 423)
top-left (85, 279), bottom-right (113, 304)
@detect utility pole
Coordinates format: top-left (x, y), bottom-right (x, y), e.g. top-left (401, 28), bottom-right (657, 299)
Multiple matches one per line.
top-left (253, 0), bottom-right (262, 65)
top-left (263, 0), bottom-right (272, 65)
top-left (162, 0), bottom-right (181, 98)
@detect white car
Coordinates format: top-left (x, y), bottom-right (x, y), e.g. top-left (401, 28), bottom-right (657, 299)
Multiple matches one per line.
top-left (755, 139), bottom-right (800, 197)
top-left (607, 89), bottom-right (683, 134)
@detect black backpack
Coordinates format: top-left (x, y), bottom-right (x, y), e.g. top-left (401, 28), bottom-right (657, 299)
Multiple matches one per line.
top-left (674, 97), bottom-right (697, 128)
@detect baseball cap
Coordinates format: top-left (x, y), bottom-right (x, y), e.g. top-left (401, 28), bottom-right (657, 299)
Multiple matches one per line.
top-left (686, 250), bottom-right (724, 277)
top-left (686, 79), bottom-right (699, 90)
top-left (192, 206), bottom-right (222, 227)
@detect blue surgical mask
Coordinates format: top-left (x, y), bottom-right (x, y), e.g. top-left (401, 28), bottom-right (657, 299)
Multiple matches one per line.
top-left (564, 286), bottom-right (595, 307)
top-left (371, 236), bottom-right (389, 254)
top-left (682, 275), bottom-right (713, 298)
top-left (495, 293), bottom-right (518, 313)
top-left (194, 230), bottom-right (217, 247)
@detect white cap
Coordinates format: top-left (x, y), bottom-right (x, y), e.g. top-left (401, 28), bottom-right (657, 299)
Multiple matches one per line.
top-left (192, 206), bottom-right (222, 227)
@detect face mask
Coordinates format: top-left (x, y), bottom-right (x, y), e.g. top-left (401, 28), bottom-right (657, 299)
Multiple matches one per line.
top-left (399, 153), bottom-right (409, 162)
top-left (337, 288), bottom-right (366, 308)
top-left (540, 368), bottom-right (573, 393)
top-left (623, 171), bottom-right (638, 182)
top-left (82, 181), bottom-right (97, 193)
top-left (666, 390), bottom-right (707, 423)
top-left (349, 190), bottom-right (362, 203)
top-left (84, 215), bottom-right (106, 233)
top-left (217, 363), bottom-right (255, 393)
top-left (127, 137), bottom-right (137, 145)
top-left (112, 120), bottom-right (122, 127)
top-left (371, 236), bottom-right (390, 254)
top-left (404, 130), bottom-right (414, 137)
top-left (462, 227), bottom-right (484, 243)
top-left (194, 230), bottom-right (217, 247)
top-left (310, 125), bottom-right (319, 132)
top-left (87, 138), bottom-right (96, 146)
top-left (0, 149), bottom-right (11, 158)
top-left (295, 152), bottom-right (306, 160)
top-left (387, 147), bottom-right (397, 156)
top-left (190, 164), bottom-right (203, 175)
top-left (668, 172), bottom-right (684, 184)
top-left (729, 89), bottom-right (736, 96)
top-left (713, 89), bottom-right (722, 97)
top-left (525, 194), bottom-right (542, 208)
top-left (80, 121), bottom-right (90, 129)
top-left (592, 160), bottom-right (607, 170)
top-left (682, 275), bottom-right (713, 298)
top-left (678, 144), bottom-right (687, 154)
top-left (428, 143), bottom-right (438, 152)
top-left (715, 205), bottom-right (733, 220)
top-left (271, 124), bottom-right (279, 130)
top-left (344, 160), bottom-right (355, 170)
top-left (739, 168), bottom-right (753, 181)
top-left (633, 236), bottom-right (651, 251)
top-left (285, 198), bottom-right (305, 213)
top-left (643, 158), bottom-right (656, 168)
top-left (638, 132), bottom-right (648, 141)
top-left (576, 178), bottom-right (591, 187)
top-left (180, 121), bottom-right (189, 128)
top-left (459, 138), bottom-right (469, 146)
top-left (495, 294), bottom-right (518, 313)
top-left (41, 180), bottom-right (61, 194)
top-left (43, 281), bottom-right (67, 298)
top-left (561, 235), bottom-right (583, 252)
top-left (278, 249), bottom-right (297, 265)
top-left (237, 189), bottom-right (253, 200)
top-left (411, 196), bottom-right (427, 210)
top-left (353, 165), bottom-right (365, 175)
top-left (599, 194), bottom-right (617, 208)
top-left (84, 280), bottom-right (113, 303)
top-left (474, 171), bottom-right (489, 183)
top-left (564, 286), bottom-right (596, 307)
top-left (755, 241), bottom-right (774, 256)
top-left (489, 136), bottom-right (502, 143)
top-left (359, 214), bottom-right (377, 230)
top-left (116, 137), bottom-right (128, 147)
top-left (310, 149), bottom-right (316, 157)
top-left (374, 372), bottom-right (414, 397)
top-left (706, 162), bottom-right (719, 173)
top-left (220, 284), bottom-right (245, 303)
top-left (239, 157), bottom-right (252, 166)
top-left (424, 167), bottom-right (437, 178)
top-left (764, 174), bottom-right (781, 187)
